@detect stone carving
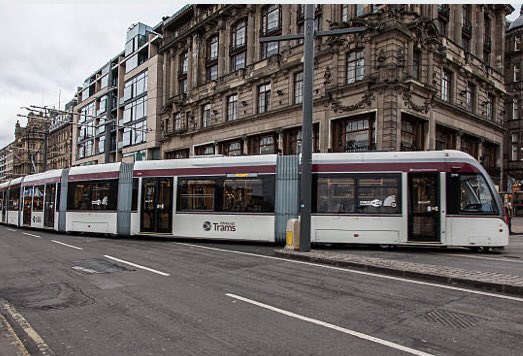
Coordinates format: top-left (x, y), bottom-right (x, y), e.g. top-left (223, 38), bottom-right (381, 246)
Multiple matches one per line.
top-left (331, 91), bottom-right (375, 113)
top-left (323, 66), bottom-right (332, 85)
top-left (402, 89), bottom-right (434, 113)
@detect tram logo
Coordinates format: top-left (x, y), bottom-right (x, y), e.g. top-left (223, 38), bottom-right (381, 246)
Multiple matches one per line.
top-left (202, 221), bottom-right (237, 232)
top-left (203, 221), bottom-right (212, 231)
top-left (360, 195), bottom-right (397, 208)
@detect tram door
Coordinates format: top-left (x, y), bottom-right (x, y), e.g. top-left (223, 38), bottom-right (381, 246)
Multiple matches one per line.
top-left (141, 177), bottom-right (173, 233)
top-left (22, 187), bottom-right (32, 226)
top-left (408, 173), bottom-right (440, 242)
top-left (44, 184), bottom-right (56, 228)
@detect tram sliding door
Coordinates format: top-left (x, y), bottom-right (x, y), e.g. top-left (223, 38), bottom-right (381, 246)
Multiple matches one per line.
top-left (408, 173), bottom-right (440, 242)
top-left (44, 183), bottom-right (56, 228)
top-left (140, 177), bottom-right (173, 233)
top-left (22, 187), bottom-right (32, 226)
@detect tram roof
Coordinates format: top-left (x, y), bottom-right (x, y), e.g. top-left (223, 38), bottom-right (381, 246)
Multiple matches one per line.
top-left (311, 150), bottom-right (477, 164)
top-left (22, 169), bottom-right (63, 184)
top-left (133, 154), bottom-right (279, 171)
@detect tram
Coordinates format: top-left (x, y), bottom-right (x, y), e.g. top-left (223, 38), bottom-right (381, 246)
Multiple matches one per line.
top-left (0, 150), bottom-right (509, 249)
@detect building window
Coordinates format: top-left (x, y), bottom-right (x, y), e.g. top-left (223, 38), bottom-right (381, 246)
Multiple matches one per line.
top-left (180, 51), bottom-right (188, 75)
top-left (400, 115), bottom-right (425, 151)
top-left (511, 133), bottom-right (518, 161)
top-left (333, 115), bottom-right (375, 152)
top-left (347, 49), bottom-right (365, 84)
top-left (123, 71), bottom-right (148, 103)
top-left (513, 97), bottom-right (519, 120)
top-left (486, 93), bottom-right (494, 121)
top-left (262, 5), bottom-right (281, 34)
top-left (413, 49), bottom-right (421, 81)
top-left (174, 112), bottom-right (185, 132)
top-left (515, 64), bottom-right (520, 82)
top-left (258, 83), bottom-right (271, 114)
top-left (441, 70), bottom-right (452, 102)
top-left (261, 5), bottom-right (281, 59)
top-left (208, 35), bottom-right (218, 61)
top-left (231, 20), bottom-right (246, 50)
top-left (195, 144), bottom-right (215, 156)
top-left (461, 5), bottom-right (472, 39)
top-left (294, 72), bottom-right (304, 104)
top-left (227, 94), bottom-right (238, 121)
top-left (207, 65), bottom-right (218, 81)
top-left (260, 136), bottom-right (275, 154)
top-left (179, 78), bottom-right (187, 95)
top-left (435, 125), bottom-right (456, 150)
top-left (231, 52), bottom-right (246, 72)
top-left (223, 141), bottom-right (243, 156)
top-left (437, 5), bottom-right (449, 36)
top-left (356, 4), bottom-right (365, 17)
top-left (341, 5), bottom-right (349, 22)
top-left (202, 103), bottom-right (211, 128)
top-left (515, 35), bottom-right (521, 51)
top-left (466, 82), bottom-right (475, 112)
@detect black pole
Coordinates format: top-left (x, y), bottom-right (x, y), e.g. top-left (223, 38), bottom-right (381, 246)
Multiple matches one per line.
top-left (299, 4), bottom-right (314, 252)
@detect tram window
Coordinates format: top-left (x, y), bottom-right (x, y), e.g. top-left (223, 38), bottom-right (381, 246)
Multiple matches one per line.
top-left (8, 189), bottom-right (20, 210)
top-left (178, 179), bottom-right (216, 211)
top-left (222, 177), bottom-right (275, 213)
top-left (447, 173), bottom-right (498, 215)
top-left (23, 187), bottom-right (33, 210)
top-left (67, 180), bottom-right (118, 211)
top-left (131, 178), bottom-right (139, 211)
top-left (314, 174), bottom-right (401, 214)
top-left (32, 185), bottom-right (44, 212)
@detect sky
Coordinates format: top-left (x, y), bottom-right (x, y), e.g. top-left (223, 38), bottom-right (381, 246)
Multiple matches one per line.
top-left (0, 2), bottom-right (521, 148)
top-left (0, 0), bottom-right (186, 148)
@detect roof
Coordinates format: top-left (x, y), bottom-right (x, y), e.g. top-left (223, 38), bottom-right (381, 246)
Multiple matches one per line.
top-left (508, 5), bottom-right (523, 31)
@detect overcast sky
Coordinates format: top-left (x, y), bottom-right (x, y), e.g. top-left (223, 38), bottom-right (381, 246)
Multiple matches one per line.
top-left (0, 0), bottom-right (185, 148)
top-left (0, 2), bottom-right (521, 148)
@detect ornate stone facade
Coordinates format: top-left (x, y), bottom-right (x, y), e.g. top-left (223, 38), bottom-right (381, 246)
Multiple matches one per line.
top-left (158, 4), bottom-right (510, 186)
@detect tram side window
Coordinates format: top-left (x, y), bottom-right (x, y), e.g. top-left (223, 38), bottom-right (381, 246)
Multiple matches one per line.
top-left (131, 178), bottom-right (139, 211)
top-left (67, 180), bottom-right (118, 211)
top-left (222, 177), bottom-right (274, 213)
top-left (32, 185), bottom-right (44, 212)
top-left (178, 179), bottom-right (216, 211)
top-left (446, 173), bottom-right (498, 215)
top-left (314, 174), bottom-right (401, 214)
top-left (8, 189), bottom-right (20, 210)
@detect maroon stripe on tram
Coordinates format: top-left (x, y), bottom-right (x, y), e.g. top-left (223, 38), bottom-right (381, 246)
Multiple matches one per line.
top-left (312, 162), bottom-right (479, 173)
top-left (133, 165), bottom-right (276, 177)
top-left (68, 171), bottom-right (120, 181)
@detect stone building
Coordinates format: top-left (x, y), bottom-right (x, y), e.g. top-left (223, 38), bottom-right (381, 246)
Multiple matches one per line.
top-left (158, 4), bottom-right (510, 187)
top-left (505, 6), bottom-right (523, 183)
top-left (47, 99), bottom-right (75, 170)
top-left (72, 22), bottom-right (163, 165)
top-left (10, 115), bottom-right (47, 177)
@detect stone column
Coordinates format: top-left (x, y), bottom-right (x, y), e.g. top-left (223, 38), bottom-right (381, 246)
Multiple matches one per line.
top-left (218, 20), bottom-right (227, 77)
top-left (407, 42), bottom-right (414, 78)
top-left (281, 4), bottom-right (291, 53)
top-left (476, 7), bottom-right (485, 57)
top-left (189, 36), bottom-right (197, 93)
top-left (172, 50), bottom-right (178, 96)
top-left (247, 9), bottom-right (256, 65)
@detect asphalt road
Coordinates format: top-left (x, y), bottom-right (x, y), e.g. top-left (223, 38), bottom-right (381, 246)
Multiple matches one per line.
top-left (1, 227), bottom-right (522, 355)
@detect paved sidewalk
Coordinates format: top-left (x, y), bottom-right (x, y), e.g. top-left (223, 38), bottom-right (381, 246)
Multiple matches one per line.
top-left (275, 248), bottom-right (523, 296)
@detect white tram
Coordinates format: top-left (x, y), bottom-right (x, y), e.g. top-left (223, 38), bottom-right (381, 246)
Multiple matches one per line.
top-left (0, 151), bottom-right (509, 249)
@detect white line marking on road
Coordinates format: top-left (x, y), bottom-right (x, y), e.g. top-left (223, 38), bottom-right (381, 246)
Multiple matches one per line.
top-left (22, 232), bottom-right (41, 239)
top-left (71, 266), bottom-right (99, 274)
top-left (51, 240), bottom-right (83, 250)
top-left (6, 228), bottom-right (17, 232)
top-left (0, 300), bottom-right (52, 355)
top-left (104, 255), bottom-right (170, 276)
top-left (180, 243), bottom-right (523, 303)
top-left (226, 293), bottom-right (434, 356)
top-left (442, 253), bottom-right (523, 264)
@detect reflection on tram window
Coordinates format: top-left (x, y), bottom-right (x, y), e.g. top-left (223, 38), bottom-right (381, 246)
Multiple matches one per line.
top-left (8, 189), bottom-right (20, 210)
top-left (456, 174), bottom-right (497, 214)
top-left (223, 178), bottom-right (274, 213)
top-left (32, 185), bottom-right (44, 212)
top-left (67, 180), bottom-right (118, 211)
top-left (314, 174), bottom-right (401, 214)
top-left (177, 176), bottom-right (275, 213)
top-left (178, 179), bottom-right (216, 211)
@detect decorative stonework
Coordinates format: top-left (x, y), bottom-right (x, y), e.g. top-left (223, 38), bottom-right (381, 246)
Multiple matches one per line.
top-left (402, 89), bottom-right (434, 113)
top-left (331, 91), bottom-right (375, 113)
